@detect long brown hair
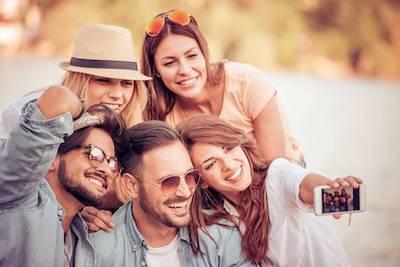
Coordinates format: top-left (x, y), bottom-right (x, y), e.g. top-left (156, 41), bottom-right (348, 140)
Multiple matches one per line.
top-left (141, 10), bottom-right (224, 121)
top-left (176, 114), bottom-right (270, 264)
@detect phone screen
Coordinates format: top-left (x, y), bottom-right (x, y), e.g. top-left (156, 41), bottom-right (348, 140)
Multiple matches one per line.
top-left (321, 186), bottom-right (360, 214)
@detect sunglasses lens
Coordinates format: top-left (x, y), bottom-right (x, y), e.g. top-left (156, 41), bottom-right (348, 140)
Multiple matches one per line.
top-left (185, 169), bottom-right (200, 189)
top-left (168, 10), bottom-right (191, 25)
top-left (146, 16), bottom-right (165, 37)
top-left (161, 176), bottom-right (181, 194)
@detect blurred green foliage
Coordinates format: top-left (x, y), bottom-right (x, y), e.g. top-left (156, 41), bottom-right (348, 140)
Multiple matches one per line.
top-left (32, 0), bottom-right (400, 79)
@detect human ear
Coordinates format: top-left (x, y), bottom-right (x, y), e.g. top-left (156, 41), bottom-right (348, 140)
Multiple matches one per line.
top-left (121, 173), bottom-right (140, 199)
top-left (48, 156), bottom-right (60, 172)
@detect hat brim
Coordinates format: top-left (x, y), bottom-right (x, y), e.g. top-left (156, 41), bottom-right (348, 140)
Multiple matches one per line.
top-left (59, 61), bottom-right (152, 81)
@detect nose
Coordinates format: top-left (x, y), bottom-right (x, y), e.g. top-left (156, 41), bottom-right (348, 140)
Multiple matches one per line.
top-left (174, 177), bottom-right (193, 198)
top-left (107, 83), bottom-right (124, 100)
top-left (178, 61), bottom-right (191, 75)
top-left (222, 157), bottom-right (235, 171)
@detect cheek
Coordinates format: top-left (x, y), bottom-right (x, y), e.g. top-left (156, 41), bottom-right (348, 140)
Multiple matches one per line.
top-left (121, 88), bottom-right (134, 107)
top-left (199, 171), bottom-right (220, 188)
top-left (159, 68), bottom-right (177, 83)
top-left (86, 85), bottom-right (104, 106)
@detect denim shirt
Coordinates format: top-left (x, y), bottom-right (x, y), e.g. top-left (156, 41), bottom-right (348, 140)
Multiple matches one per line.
top-left (90, 201), bottom-right (256, 267)
top-left (0, 102), bottom-right (95, 267)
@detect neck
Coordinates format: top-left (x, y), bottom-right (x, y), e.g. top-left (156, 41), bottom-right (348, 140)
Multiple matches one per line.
top-left (132, 201), bottom-right (178, 247)
top-left (46, 174), bottom-right (84, 232)
top-left (177, 82), bottom-right (224, 116)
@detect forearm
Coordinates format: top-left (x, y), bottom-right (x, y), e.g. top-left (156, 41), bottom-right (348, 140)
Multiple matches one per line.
top-left (299, 173), bottom-right (331, 204)
top-left (37, 86), bottom-right (82, 119)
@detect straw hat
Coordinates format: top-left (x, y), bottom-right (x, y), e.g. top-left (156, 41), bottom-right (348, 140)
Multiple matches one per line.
top-left (59, 24), bottom-right (151, 81)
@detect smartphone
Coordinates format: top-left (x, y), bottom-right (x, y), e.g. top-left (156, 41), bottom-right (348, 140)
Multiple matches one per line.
top-left (313, 184), bottom-right (366, 216)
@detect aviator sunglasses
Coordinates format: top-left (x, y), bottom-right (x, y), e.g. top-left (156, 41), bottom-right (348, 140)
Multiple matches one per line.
top-left (79, 144), bottom-right (121, 175)
top-left (145, 10), bottom-right (191, 37)
top-left (141, 168), bottom-right (200, 196)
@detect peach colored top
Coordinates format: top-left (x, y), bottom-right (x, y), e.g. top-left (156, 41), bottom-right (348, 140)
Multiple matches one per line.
top-left (166, 61), bottom-right (304, 163)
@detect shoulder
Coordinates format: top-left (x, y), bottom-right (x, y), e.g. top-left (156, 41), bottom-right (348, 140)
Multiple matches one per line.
top-left (0, 91), bottom-right (44, 139)
top-left (198, 219), bottom-right (240, 247)
top-left (224, 61), bottom-right (262, 80)
top-left (90, 204), bottom-right (133, 264)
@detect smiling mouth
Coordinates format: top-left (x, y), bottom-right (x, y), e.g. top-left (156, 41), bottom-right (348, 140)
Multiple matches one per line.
top-left (167, 200), bottom-right (189, 209)
top-left (101, 103), bottom-right (122, 111)
top-left (176, 76), bottom-right (198, 87)
top-left (225, 166), bottom-right (243, 182)
top-left (85, 173), bottom-right (107, 191)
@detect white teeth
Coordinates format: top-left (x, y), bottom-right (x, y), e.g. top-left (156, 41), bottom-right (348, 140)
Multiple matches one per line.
top-left (103, 104), bottom-right (120, 110)
top-left (167, 201), bottom-right (187, 209)
top-left (178, 77), bottom-right (197, 86)
top-left (88, 178), bottom-right (103, 187)
top-left (226, 167), bottom-right (242, 181)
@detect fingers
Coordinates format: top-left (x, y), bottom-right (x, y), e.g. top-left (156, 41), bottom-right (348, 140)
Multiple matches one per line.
top-left (81, 206), bottom-right (114, 233)
top-left (329, 176), bottom-right (363, 189)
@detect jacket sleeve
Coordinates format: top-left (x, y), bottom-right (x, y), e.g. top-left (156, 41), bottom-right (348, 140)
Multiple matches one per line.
top-left (0, 101), bottom-right (73, 206)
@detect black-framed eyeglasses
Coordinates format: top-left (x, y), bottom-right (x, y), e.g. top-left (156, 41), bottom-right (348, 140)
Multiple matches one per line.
top-left (79, 144), bottom-right (121, 175)
top-left (141, 168), bottom-right (200, 196)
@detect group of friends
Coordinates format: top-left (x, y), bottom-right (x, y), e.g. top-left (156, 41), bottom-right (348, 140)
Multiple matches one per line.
top-left (323, 189), bottom-right (353, 213)
top-left (0, 9), bottom-right (362, 267)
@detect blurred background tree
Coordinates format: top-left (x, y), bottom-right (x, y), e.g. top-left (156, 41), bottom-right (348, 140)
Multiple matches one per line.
top-left (1, 0), bottom-right (399, 79)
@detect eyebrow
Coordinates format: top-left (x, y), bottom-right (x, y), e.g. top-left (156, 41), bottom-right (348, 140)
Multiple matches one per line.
top-left (200, 157), bottom-right (215, 168)
top-left (160, 47), bottom-right (199, 61)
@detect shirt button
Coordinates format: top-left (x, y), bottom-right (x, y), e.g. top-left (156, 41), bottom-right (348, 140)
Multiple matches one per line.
top-left (57, 209), bottom-right (64, 216)
top-left (59, 117), bottom-right (65, 123)
top-left (141, 261), bottom-right (146, 266)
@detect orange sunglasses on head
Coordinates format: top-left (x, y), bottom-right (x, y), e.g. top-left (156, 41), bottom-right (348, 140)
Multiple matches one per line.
top-left (145, 10), bottom-right (191, 37)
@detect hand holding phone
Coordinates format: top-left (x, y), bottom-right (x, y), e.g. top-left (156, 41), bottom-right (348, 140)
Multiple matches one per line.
top-left (313, 176), bottom-right (365, 216)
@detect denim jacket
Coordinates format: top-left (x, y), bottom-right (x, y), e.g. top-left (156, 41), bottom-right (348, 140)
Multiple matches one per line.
top-left (90, 201), bottom-right (256, 267)
top-left (0, 102), bottom-right (95, 267)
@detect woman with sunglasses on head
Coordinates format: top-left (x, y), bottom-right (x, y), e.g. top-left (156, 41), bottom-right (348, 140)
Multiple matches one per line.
top-left (0, 24), bottom-right (151, 140)
top-left (177, 114), bottom-right (360, 266)
top-left (142, 9), bottom-right (304, 166)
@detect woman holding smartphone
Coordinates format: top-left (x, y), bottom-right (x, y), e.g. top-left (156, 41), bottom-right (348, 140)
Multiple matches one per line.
top-left (177, 114), bottom-right (362, 266)
top-left (141, 9), bottom-right (304, 165)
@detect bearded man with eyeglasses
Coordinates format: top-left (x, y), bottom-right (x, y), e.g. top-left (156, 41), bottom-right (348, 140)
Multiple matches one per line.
top-left (0, 86), bottom-right (125, 267)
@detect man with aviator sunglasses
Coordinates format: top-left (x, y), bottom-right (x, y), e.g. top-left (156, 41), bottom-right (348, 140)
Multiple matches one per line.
top-left (0, 86), bottom-right (125, 266)
top-left (89, 121), bottom-right (255, 266)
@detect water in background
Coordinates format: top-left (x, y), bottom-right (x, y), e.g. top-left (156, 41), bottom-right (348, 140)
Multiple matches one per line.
top-left (1, 58), bottom-right (400, 266)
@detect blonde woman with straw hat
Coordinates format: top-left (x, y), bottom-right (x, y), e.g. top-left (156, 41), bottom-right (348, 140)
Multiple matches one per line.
top-left (0, 24), bottom-right (151, 211)
top-left (0, 23), bottom-right (151, 141)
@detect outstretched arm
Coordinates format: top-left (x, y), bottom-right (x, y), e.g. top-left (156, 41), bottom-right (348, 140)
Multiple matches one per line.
top-left (0, 86), bottom-right (82, 206)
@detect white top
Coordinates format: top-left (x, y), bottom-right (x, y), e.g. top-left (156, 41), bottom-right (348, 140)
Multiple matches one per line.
top-left (145, 234), bottom-right (183, 267)
top-left (264, 158), bottom-right (350, 267)
top-left (0, 90), bottom-right (43, 140)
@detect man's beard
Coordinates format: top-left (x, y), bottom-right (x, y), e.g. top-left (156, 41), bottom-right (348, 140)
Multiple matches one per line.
top-left (58, 159), bottom-right (104, 207)
top-left (138, 182), bottom-right (190, 228)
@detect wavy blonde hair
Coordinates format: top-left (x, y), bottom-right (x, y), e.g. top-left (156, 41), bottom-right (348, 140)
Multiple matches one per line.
top-left (61, 71), bottom-right (148, 127)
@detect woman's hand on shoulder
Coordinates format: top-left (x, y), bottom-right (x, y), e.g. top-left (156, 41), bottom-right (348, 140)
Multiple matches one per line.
top-left (81, 206), bottom-right (114, 233)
